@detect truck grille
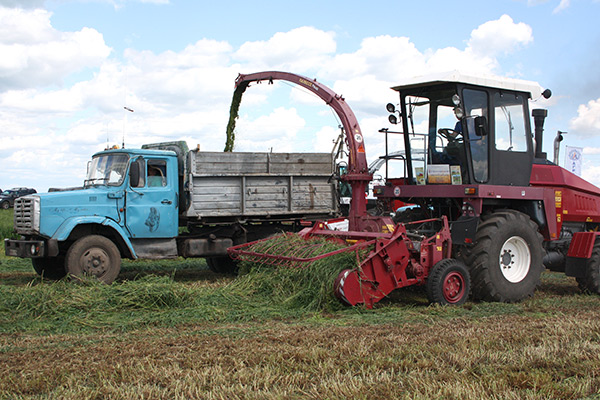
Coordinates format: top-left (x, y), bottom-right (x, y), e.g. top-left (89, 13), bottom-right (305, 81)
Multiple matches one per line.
top-left (14, 197), bottom-right (34, 232)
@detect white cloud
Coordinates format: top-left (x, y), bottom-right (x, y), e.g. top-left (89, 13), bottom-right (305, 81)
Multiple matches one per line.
top-left (570, 98), bottom-right (600, 136)
top-left (582, 163), bottom-right (600, 187)
top-left (467, 15), bottom-right (533, 57)
top-left (583, 147), bottom-right (600, 155)
top-left (235, 26), bottom-right (336, 72)
top-left (0, 0), bottom-right (46, 8)
top-left (553, 0), bottom-right (571, 13)
top-left (0, 7), bottom-right (111, 91)
top-left (235, 107), bottom-right (305, 152)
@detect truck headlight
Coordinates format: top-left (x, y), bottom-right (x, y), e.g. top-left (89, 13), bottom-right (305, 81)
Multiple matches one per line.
top-left (32, 196), bottom-right (40, 232)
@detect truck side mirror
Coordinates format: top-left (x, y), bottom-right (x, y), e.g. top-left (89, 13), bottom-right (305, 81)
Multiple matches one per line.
top-left (474, 116), bottom-right (488, 137)
top-left (129, 158), bottom-right (144, 188)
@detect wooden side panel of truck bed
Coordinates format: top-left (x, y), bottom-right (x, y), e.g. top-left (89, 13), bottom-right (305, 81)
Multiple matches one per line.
top-left (186, 152), bottom-right (338, 220)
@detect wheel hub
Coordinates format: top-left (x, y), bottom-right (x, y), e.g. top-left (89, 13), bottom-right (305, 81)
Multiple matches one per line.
top-left (82, 249), bottom-right (109, 276)
top-left (499, 236), bottom-right (531, 283)
top-left (442, 271), bottom-right (465, 303)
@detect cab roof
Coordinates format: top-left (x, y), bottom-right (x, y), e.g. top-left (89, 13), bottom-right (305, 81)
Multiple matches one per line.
top-left (92, 147), bottom-right (177, 158)
top-left (391, 70), bottom-right (544, 99)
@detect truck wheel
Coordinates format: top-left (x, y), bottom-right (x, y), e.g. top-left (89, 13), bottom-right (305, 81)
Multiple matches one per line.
top-left (427, 259), bottom-right (470, 305)
top-left (1, 201), bottom-right (9, 209)
top-left (576, 239), bottom-right (600, 294)
top-left (206, 256), bottom-right (238, 274)
top-left (32, 257), bottom-right (67, 280)
top-left (464, 211), bottom-right (543, 302)
top-left (66, 235), bottom-right (121, 284)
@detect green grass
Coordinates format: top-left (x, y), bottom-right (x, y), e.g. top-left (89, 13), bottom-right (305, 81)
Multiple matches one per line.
top-left (2, 208), bottom-right (600, 399)
top-left (0, 208), bottom-right (16, 240)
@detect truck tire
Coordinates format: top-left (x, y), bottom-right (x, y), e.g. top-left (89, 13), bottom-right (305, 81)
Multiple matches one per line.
top-left (427, 259), bottom-right (470, 305)
top-left (32, 257), bottom-right (67, 280)
top-left (1, 201), bottom-right (9, 210)
top-left (464, 211), bottom-right (543, 302)
top-left (66, 235), bottom-right (121, 284)
top-left (206, 256), bottom-right (238, 274)
top-left (576, 239), bottom-right (600, 294)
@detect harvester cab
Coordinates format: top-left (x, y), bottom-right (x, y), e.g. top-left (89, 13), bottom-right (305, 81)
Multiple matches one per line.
top-left (382, 71), bottom-right (552, 188)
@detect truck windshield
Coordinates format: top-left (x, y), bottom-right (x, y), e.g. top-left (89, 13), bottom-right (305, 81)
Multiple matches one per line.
top-left (85, 154), bottom-right (129, 187)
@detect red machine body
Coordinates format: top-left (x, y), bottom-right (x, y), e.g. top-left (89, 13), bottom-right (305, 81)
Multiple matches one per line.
top-left (227, 71), bottom-right (471, 308)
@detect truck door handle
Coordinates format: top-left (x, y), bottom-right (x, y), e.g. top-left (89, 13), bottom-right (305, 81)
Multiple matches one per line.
top-left (161, 199), bottom-right (172, 205)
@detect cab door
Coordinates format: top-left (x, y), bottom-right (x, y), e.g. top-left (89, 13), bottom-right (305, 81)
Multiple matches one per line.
top-left (489, 91), bottom-right (534, 186)
top-left (125, 157), bottom-right (178, 239)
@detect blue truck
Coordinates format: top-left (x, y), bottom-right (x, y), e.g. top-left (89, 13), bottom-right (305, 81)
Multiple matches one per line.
top-left (4, 141), bottom-right (338, 283)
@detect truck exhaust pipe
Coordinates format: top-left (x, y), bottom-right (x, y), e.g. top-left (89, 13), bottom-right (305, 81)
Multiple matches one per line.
top-left (532, 108), bottom-right (548, 160)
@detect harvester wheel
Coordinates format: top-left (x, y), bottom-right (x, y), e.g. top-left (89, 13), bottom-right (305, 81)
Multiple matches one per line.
top-left (427, 259), bottom-right (470, 305)
top-left (32, 256), bottom-right (67, 280)
top-left (576, 239), bottom-right (600, 294)
top-left (66, 235), bottom-right (121, 284)
top-left (206, 256), bottom-right (238, 274)
top-left (464, 211), bottom-right (543, 302)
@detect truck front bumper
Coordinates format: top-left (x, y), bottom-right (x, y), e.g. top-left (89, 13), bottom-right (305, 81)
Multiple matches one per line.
top-left (4, 238), bottom-right (59, 258)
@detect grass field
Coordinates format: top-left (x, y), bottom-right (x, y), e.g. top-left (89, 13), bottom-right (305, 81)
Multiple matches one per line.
top-left (1, 208), bottom-right (600, 399)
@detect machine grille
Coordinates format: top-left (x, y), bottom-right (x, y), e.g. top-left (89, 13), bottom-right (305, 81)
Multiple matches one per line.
top-left (14, 197), bottom-right (34, 231)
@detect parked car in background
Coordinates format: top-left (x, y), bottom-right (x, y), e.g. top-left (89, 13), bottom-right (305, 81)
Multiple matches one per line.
top-left (0, 188), bottom-right (37, 209)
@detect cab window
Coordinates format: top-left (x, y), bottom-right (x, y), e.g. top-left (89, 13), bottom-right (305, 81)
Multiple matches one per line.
top-left (147, 160), bottom-right (167, 187)
top-left (494, 92), bottom-right (527, 152)
top-left (463, 89), bottom-right (489, 183)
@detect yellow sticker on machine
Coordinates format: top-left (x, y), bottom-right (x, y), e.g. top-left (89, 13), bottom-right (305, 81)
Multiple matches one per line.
top-left (555, 190), bottom-right (562, 209)
top-left (382, 224), bottom-right (395, 233)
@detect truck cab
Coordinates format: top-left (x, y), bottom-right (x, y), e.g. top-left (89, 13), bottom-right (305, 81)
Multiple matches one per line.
top-left (5, 147), bottom-right (180, 282)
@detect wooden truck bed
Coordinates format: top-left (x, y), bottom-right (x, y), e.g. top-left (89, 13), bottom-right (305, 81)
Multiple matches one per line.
top-left (186, 151), bottom-right (338, 221)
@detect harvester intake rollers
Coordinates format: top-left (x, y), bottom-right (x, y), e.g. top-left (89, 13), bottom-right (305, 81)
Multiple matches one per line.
top-left (576, 238), bottom-right (600, 294)
top-left (463, 210), bottom-right (544, 302)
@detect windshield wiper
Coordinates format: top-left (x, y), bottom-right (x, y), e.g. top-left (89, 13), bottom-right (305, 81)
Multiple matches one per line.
top-left (84, 177), bottom-right (109, 186)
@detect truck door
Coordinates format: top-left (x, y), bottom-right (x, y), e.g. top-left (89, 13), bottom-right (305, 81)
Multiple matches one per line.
top-left (125, 157), bottom-right (178, 239)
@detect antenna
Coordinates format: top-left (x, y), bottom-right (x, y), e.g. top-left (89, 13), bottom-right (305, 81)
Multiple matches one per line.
top-left (123, 106), bottom-right (134, 148)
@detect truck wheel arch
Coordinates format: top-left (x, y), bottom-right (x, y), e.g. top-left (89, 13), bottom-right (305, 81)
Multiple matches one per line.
top-left (54, 218), bottom-right (137, 259)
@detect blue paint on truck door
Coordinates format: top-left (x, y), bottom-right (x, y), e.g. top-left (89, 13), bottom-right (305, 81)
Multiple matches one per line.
top-left (125, 157), bottom-right (178, 238)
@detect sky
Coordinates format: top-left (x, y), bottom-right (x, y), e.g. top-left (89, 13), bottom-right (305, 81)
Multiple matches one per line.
top-left (1, 0), bottom-right (600, 191)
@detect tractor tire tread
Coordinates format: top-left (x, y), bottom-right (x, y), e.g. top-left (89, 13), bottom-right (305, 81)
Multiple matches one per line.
top-left (462, 210), bottom-right (544, 302)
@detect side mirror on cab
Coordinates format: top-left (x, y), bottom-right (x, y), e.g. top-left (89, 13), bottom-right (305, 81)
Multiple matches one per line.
top-left (474, 116), bottom-right (488, 137)
top-left (129, 158), bottom-right (144, 188)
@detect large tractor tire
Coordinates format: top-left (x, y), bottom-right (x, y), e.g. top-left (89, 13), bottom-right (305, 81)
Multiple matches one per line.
top-left (464, 211), bottom-right (544, 302)
top-left (206, 256), bottom-right (238, 274)
top-left (66, 235), bottom-right (121, 284)
top-left (32, 256), bottom-right (67, 280)
top-left (576, 239), bottom-right (600, 294)
top-left (427, 259), bottom-right (470, 305)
